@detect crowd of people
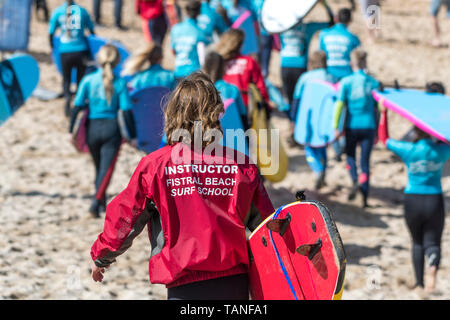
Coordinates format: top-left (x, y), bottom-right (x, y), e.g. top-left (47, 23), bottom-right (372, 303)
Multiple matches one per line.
top-left (43, 0), bottom-right (450, 299)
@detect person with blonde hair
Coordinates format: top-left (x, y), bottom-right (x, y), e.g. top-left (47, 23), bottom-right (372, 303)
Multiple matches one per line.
top-left (90, 71), bottom-right (274, 299)
top-left (70, 44), bottom-right (136, 218)
top-left (123, 42), bottom-right (175, 91)
top-left (216, 28), bottom-right (270, 110)
top-left (333, 49), bottom-right (379, 208)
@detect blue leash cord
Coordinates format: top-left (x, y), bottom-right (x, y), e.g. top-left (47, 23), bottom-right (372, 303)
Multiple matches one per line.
top-left (268, 206), bottom-right (299, 300)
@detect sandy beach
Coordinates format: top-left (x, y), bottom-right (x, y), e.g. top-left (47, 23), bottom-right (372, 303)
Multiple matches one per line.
top-left (0, 0), bottom-right (449, 300)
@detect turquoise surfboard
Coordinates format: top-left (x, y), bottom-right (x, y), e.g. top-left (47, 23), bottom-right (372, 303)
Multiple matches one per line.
top-left (373, 88), bottom-right (450, 143)
top-left (0, 54), bottom-right (39, 126)
top-left (232, 10), bottom-right (259, 55)
top-left (220, 98), bottom-right (249, 156)
top-left (52, 35), bottom-right (130, 83)
top-left (293, 80), bottom-right (343, 148)
top-left (131, 86), bottom-right (170, 154)
top-left (266, 79), bottom-right (290, 112)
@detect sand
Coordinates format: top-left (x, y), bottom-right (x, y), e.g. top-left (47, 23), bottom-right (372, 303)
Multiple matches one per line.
top-left (0, 0), bottom-right (449, 300)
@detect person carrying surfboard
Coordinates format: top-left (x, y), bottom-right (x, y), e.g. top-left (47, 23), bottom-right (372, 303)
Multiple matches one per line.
top-left (290, 51), bottom-right (335, 189)
top-left (69, 44), bottom-right (137, 218)
top-left (377, 100), bottom-right (450, 294)
top-left (430, 0), bottom-right (450, 47)
top-left (170, 0), bottom-right (208, 80)
top-left (49, 0), bottom-right (95, 117)
top-left (318, 8), bottom-right (361, 82)
top-left (216, 28), bottom-right (272, 113)
top-left (90, 72), bottom-right (274, 299)
top-left (333, 49), bottom-right (379, 208)
top-left (123, 42), bottom-right (176, 91)
top-left (279, 0), bottom-right (334, 107)
top-left (203, 51), bottom-right (248, 130)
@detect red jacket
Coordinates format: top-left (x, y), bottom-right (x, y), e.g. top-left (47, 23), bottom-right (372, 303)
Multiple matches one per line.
top-left (91, 143), bottom-right (274, 288)
top-left (136, 0), bottom-right (164, 20)
top-left (222, 55), bottom-right (270, 107)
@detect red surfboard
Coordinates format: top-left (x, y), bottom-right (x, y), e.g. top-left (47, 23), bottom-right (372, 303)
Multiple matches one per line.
top-left (248, 198), bottom-right (346, 300)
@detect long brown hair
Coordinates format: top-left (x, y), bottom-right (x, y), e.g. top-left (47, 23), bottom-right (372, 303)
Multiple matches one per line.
top-left (97, 44), bottom-right (121, 104)
top-left (202, 51), bottom-right (225, 83)
top-left (216, 29), bottom-right (245, 61)
top-left (164, 72), bottom-right (224, 147)
top-left (122, 42), bottom-right (163, 75)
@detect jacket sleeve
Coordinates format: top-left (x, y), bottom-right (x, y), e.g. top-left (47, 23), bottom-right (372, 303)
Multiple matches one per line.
top-left (251, 168), bottom-right (274, 220)
top-left (90, 158), bottom-right (153, 267)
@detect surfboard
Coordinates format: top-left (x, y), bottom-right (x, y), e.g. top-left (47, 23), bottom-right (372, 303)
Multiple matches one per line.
top-left (248, 84), bottom-right (289, 183)
top-left (261, 0), bottom-right (319, 34)
top-left (0, 54), bottom-right (39, 126)
top-left (0, 0), bottom-right (33, 51)
top-left (220, 98), bottom-right (249, 156)
top-left (293, 80), bottom-right (344, 148)
top-left (265, 79), bottom-right (290, 112)
top-left (71, 108), bottom-right (89, 153)
top-left (373, 88), bottom-right (450, 144)
top-left (52, 35), bottom-right (130, 83)
top-left (131, 86), bottom-right (170, 154)
top-left (231, 10), bottom-right (259, 55)
top-left (248, 199), bottom-right (346, 300)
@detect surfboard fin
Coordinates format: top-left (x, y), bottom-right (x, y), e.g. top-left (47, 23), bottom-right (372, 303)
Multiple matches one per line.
top-left (296, 238), bottom-right (323, 260)
top-left (266, 213), bottom-right (291, 237)
top-left (295, 190), bottom-right (306, 202)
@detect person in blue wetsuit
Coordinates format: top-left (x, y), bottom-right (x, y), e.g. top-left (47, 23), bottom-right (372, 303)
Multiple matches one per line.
top-left (197, 0), bottom-right (229, 45)
top-left (70, 44), bottom-right (136, 218)
top-left (280, 0), bottom-right (334, 106)
top-left (333, 49), bottom-right (379, 207)
top-left (49, 0), bottom-right (95, 117)
top-left (171, 0), bottom-right (207, 80)
top-left (378, 100), bottom-right (450, 294)
top-left (123, 42), bottom-right (175, 91)
top-left (318, 8), bottom-right (361, 82)
top-left (290, 51), bottom-right (335, 189)
top-left (203, 51), bottom-right (248, 130)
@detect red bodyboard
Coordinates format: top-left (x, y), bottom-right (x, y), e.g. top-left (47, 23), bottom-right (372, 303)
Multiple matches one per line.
top-left (248, 201), bottom-right (346, 300)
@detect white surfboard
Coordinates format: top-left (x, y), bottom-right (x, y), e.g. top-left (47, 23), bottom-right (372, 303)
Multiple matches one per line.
top-left (261, 0), bottom-right (319, 33)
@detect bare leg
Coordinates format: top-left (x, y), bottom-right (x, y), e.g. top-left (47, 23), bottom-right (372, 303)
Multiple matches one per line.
top-left (425, 265), bottom-right (437, 293)
top-left (432, 16), bottom-right (441, 47)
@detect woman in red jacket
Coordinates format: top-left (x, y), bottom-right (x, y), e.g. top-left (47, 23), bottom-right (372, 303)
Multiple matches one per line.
top-left (90, 72), bottom-right (274, 300)
top-left (216, 29), bottom-right (271, 110)
top-left (136, 0), bottom-right (168, 45)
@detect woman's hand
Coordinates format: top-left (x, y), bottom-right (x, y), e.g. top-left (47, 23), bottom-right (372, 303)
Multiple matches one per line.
top-left (91, 262), bottom-right (109, 282)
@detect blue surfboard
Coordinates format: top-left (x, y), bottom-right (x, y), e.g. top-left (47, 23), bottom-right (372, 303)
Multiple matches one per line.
top-left (265, 79), bottom-right (290, 112)
top-left (131, 86), bottom-right (170, 154)
top-left (294, 80), bottom-right (343, 147)
top-left (220, 98), bottom-right (249, 155)
top-left (232, 10), bottom-right (259, 55)
top-left (52, 35), bottom-right (130, 83)
top-left (0, 0), bottom-right (33, 51)
top-left (0, 54), bottom-right (39, 126)
top-left (373, 88), bottom-right (450, 143)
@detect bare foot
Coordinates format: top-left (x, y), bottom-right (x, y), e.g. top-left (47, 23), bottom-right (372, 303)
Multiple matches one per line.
top-left (431, 38), bottom-right (442, 48)
top-left (425, 266), bottom-right (437, 293)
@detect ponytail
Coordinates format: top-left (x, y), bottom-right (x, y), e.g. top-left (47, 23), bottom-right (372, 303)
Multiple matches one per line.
top-left (122, 42), bottom-right (163, 75)
top-left (97, 44), bottom-right (121, 105)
